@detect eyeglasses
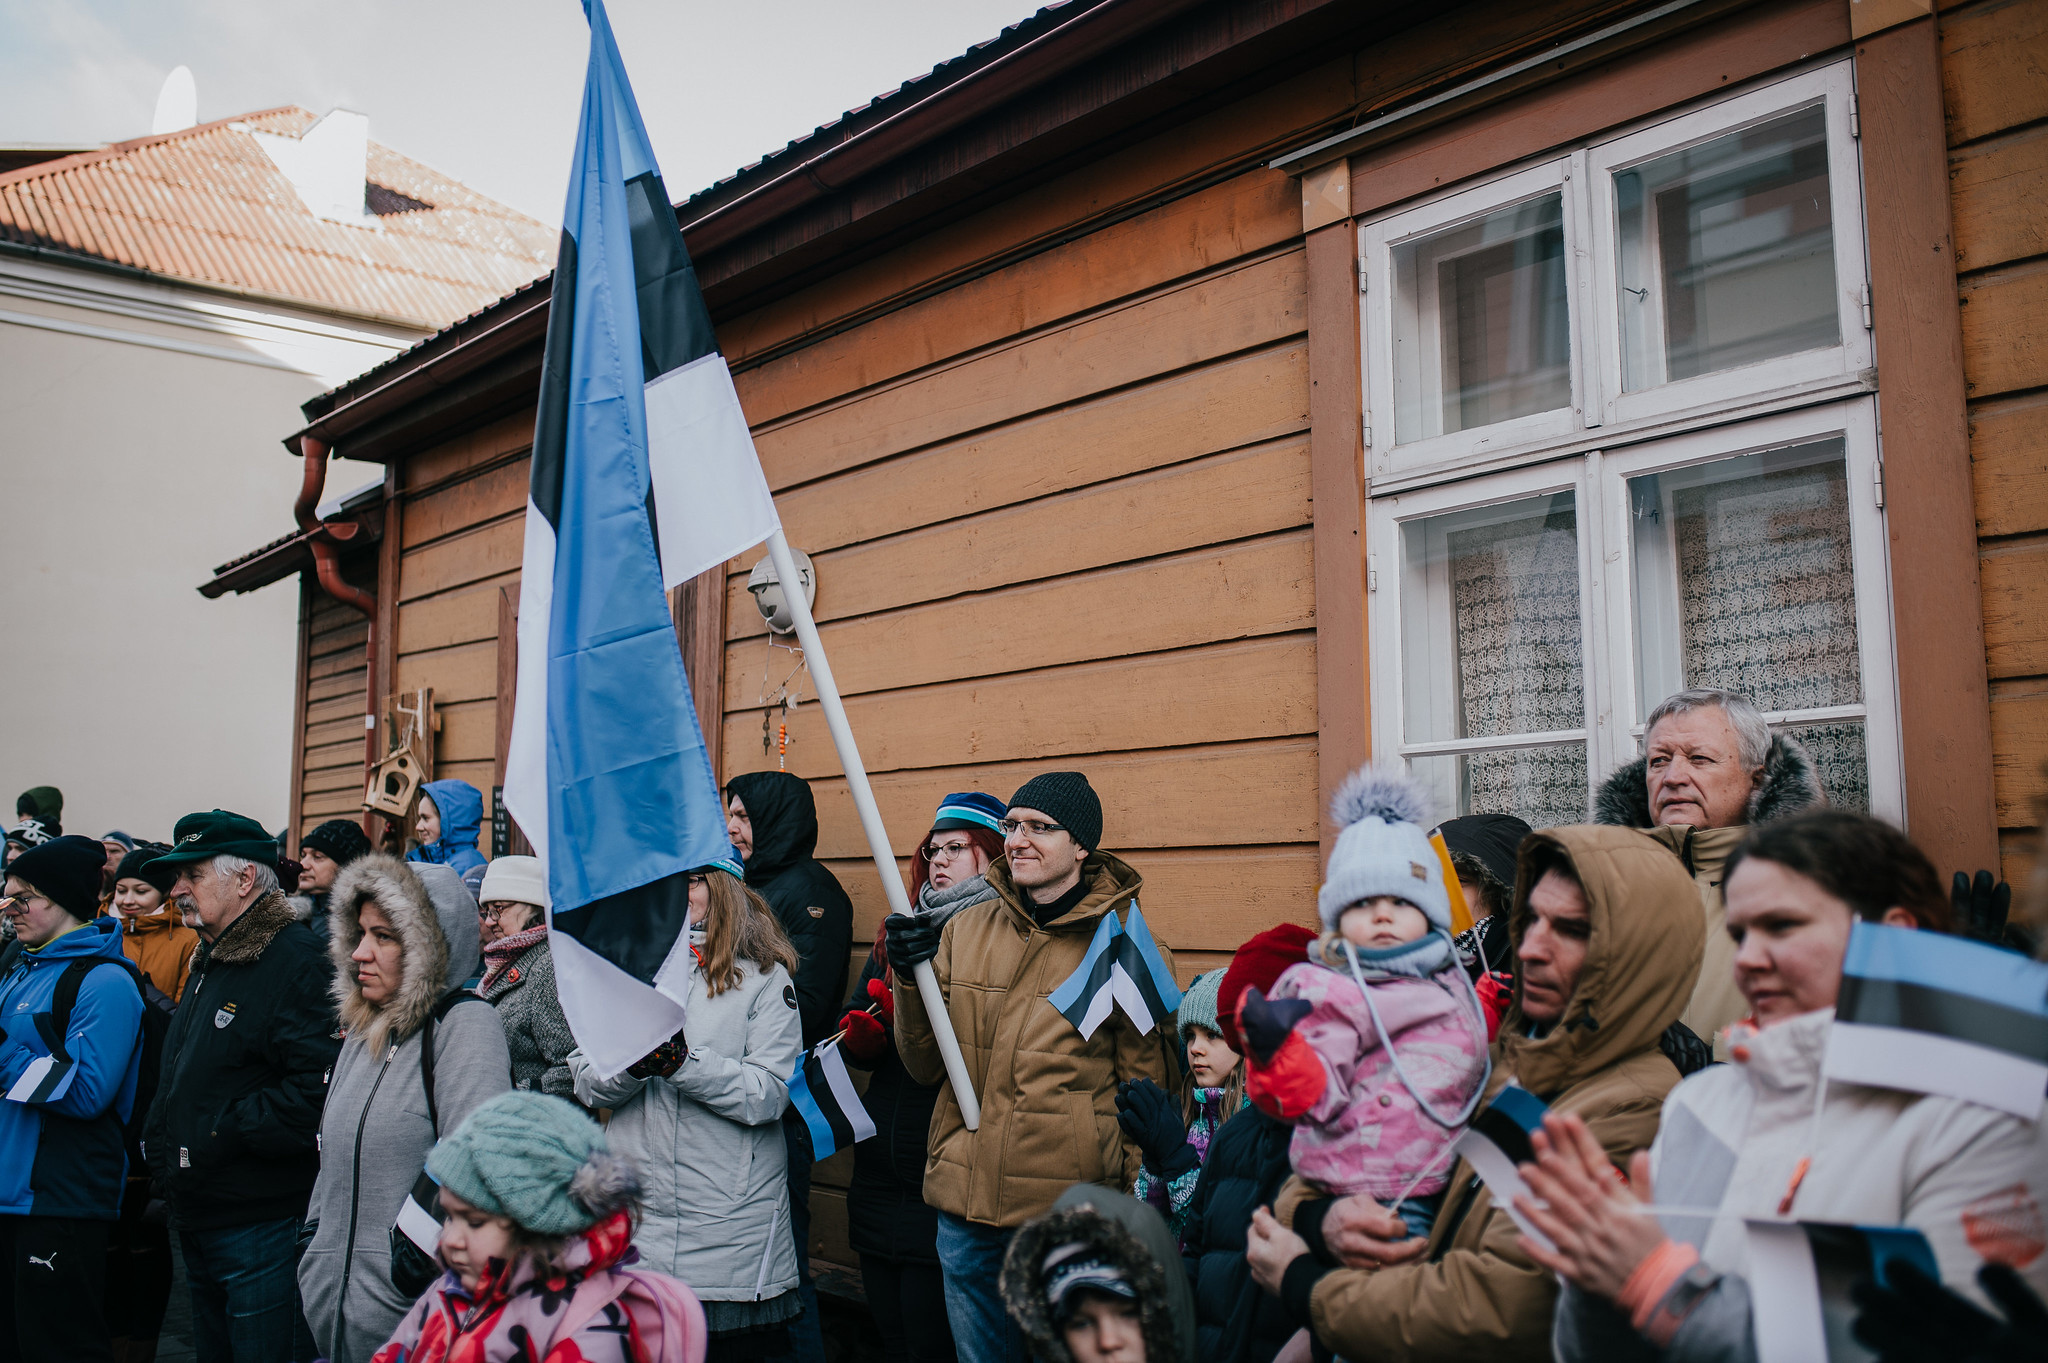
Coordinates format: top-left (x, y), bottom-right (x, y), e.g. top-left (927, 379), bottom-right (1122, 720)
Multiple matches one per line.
top-left (996, 818), bottom-right (1065, 839)
top-left (477, 903), bottom-right (527, 923)
top-left (919, 840), bottom-right (976, 864)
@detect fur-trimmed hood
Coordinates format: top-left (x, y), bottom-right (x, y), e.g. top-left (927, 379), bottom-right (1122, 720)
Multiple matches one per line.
top-left (999, 1186), bottom-right (1194, 1363)
top-left (327, 853), bottom-right (480, 1057)
top-left (1593, 732), bottom-right (1825, 829)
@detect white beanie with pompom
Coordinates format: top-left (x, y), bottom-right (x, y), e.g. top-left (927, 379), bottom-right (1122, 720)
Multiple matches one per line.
top-left (1317, 767), bottom-right (1449, 933)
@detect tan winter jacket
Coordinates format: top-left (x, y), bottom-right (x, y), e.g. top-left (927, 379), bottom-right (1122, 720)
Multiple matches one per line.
top-left (1643, 825), bottom-right (1750, 1051)
top-left (894, 851), bottom-right (1179, 1229)
top-left (1280, 825), bottom-right (1705, 1363)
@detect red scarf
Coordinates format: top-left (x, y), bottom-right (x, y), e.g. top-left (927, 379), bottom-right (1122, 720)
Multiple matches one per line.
top-left (478, 924), bottom-right (548, 993)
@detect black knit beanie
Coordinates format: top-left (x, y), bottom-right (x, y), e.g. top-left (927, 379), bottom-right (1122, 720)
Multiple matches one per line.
top-left (114, 844), bottom-right (176, 893)
top-left (6, 835), bottom-right (107, 920)
top-left (1007, 772), bottom-right (1103, 852)
top-left (299, 819), bottom-right (373, 867)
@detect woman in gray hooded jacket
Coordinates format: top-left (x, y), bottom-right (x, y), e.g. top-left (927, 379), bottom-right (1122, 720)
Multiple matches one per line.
top-left (297, 854), bottom-right (512, 1363)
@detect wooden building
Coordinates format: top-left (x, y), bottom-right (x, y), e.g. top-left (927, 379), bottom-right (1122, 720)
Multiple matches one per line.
top-left (207, 0), bottom-right (2046, 1277)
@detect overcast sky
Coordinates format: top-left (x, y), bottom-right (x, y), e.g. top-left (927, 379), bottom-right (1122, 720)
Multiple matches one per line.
top-left (0, 0), bottom-right (1044, 224)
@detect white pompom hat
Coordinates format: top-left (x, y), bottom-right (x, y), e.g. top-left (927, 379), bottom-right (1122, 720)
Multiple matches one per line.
top-left (476, 854), bottom-right (549, 910)
top-left (1317, 767), bottom-right (1449, 932)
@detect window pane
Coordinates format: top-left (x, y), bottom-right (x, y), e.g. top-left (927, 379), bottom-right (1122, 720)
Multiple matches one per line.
top-left (1616, 105), bottom-right (1839, 390)
top-left (1393, 194), bottom-right (1571, 443)
top-left (1628, 438), bottom-right (1860, 718)
top-left (1778, 720), bottom-right (1868, 813)
top-left (1401, 491), bottom-right (1583, 746)
top-left (1411, 746), bottom-right (1590, 829)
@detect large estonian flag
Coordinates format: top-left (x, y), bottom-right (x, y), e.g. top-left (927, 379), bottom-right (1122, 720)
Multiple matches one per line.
top-left (504, 0), bottom-right (781, 1080)
top-left (1824, 921), bottom-right (2048, 1118)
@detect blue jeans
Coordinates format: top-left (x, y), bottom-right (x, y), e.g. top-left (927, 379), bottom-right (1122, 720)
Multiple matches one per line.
top-left (1395, 1190), bottom-right (1446, 1240)
top-left (178, 1216), bottom-right (316, 1363)
top-left (935, 1212), bottom-right (1027, 1363)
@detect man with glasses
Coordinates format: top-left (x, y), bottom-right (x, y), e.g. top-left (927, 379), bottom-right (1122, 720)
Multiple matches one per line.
top-left (887, 771), bottom-right (1179, 1363)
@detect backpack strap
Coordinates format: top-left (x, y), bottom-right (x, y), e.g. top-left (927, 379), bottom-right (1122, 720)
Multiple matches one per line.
top-left (417, 987), bottom-right (486, 1136)
top-left (49, 957), bottom-right (145, 1065)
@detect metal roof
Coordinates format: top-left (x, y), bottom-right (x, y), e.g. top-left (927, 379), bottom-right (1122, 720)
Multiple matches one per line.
top-left (0, 107), bottom-right (555, 330)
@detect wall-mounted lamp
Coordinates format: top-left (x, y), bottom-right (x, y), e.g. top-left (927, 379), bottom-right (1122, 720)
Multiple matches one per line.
top-left (747, 547), bottom-right (816, 636)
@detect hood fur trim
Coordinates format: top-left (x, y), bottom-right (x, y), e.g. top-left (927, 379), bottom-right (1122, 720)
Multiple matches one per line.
top-left (1000, 1204), bottom-right (1180, 1363)
top-left (328, 853), bottom-right (450, 1057)
top-left (207, 891), bottom-right (297, 966)
top-left (1593, 733), bottom-right (1825, 828)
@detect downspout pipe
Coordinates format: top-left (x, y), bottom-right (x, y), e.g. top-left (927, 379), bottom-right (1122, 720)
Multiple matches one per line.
top-left (297, 435), bottom-right (379, 838)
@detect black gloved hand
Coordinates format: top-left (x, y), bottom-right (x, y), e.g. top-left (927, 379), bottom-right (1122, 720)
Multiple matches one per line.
top-left (1851, 1259), bottom-right (2048, 1363)
top-left (1116, 1078), bottom-right (1198, 1179)
top-left (1953, 870), bottom-right (2015, 949)
top-left (1658, 1020), bottom-right (1714, 1078)
top-left (884, 913), bottom-right (942, 971)
top-left (1237, 986), bottom-right (1312, 1066)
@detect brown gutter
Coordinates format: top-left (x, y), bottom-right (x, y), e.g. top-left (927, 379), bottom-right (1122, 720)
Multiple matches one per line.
top-left (297, 436), bottom-right (379, 826)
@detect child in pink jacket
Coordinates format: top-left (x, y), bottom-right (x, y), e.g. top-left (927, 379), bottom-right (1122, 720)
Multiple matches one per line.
top-left (1239, 768), bottom-right (1492, 1237)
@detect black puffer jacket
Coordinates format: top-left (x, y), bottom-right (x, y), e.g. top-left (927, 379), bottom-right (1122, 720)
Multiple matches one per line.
top-left (1180, 1104), bottom-right (1298, 1363)
top-left (841, 947), bottom-right (942, 1265)
top-left (726, 771), bottom-right (854, 1049)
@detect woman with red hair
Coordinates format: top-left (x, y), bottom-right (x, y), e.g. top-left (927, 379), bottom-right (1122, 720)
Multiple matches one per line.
top-left (836, 792), bottom-right (1007, 1363)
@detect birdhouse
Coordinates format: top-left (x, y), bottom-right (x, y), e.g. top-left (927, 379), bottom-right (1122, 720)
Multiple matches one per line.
top-left (363, 749), bottom-right (423, 819)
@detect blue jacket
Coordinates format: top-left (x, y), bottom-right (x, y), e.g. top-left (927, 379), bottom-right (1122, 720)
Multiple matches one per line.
top-left (408, 778), bottom-right (486, 876)
top-left (0, 916), bottom-right (145, 1219)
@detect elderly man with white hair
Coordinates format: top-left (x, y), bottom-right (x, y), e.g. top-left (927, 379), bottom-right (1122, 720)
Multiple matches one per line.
top-left (1594, 688), bottom-right (1824, 1047)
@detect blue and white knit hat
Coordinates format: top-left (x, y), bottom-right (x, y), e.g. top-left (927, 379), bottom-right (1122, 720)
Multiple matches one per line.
top-left (1317, 766), bottom-right (1451, 933)
top-left (931, 791), bottom-right (1005, 836)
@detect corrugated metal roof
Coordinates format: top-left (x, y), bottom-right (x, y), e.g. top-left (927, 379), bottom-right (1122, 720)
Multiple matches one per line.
top-left (0, 107), bottom-right (555, 329)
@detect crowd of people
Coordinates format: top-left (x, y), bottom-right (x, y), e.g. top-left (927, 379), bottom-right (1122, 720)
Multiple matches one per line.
top-left (0, 683), bottom-right (2043, 1363)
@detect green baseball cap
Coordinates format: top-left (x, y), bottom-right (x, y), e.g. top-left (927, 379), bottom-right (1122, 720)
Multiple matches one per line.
top-left (152, 809), bottom-right (280, 867)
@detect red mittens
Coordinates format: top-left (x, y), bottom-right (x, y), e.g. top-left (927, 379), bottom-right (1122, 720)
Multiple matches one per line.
top-left (1476, 971), bottom-right (1513, 1042)
top-left (1245, 1028), bottom-right (1326, 1121)
top-left (840, 1008), bottom-right (886, 1064)
top-left (866, 976), bottom-right (895, 1026)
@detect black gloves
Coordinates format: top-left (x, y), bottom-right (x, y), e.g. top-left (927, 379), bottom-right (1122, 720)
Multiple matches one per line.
top-left (1851, 1260), bottom-right (2048, 1363)
top-left (1116, 1078), bottom-right (1198, 1179)
top-left (1238, 986), bottom-right (1312, 1066)
top-left (883, 913), bottom-right (942, 971)
top-left (1953, 870), bottom-right (2016, 950)
top-left (1658, 1020), bottom-right (1714, 1078)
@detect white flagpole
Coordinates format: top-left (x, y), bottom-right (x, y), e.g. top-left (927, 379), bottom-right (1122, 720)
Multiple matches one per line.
top-left (763, 530), bottom-right (982, 1130)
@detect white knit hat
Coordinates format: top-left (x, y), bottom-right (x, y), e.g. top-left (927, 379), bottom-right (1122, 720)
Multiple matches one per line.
top-left (1317, 767), bottom-right (1449, 932)
top-left (477, 854), bottom-right (549, 910)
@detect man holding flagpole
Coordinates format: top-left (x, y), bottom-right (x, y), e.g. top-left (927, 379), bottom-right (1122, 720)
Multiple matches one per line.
top-left (886, 772), bottom-right (1182, 1363)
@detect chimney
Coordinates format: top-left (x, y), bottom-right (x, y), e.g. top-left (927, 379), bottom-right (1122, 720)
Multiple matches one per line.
top-left (254, 110), bottom-right (370, 224)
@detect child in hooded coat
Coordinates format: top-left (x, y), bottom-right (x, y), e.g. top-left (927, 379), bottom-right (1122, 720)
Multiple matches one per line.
top-left (1238, 768), bottom-right (1491, 1237)
top-left (1122, 969), bottom-right (1244, 1240)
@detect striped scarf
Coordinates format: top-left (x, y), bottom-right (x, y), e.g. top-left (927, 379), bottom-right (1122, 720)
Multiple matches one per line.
top-left (478, 924), bottom-right (548, 993)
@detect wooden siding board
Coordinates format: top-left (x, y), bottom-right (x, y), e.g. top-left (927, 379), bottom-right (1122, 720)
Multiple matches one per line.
top-left (722, 634), bottom-right (1317, 782)
top-left (754, 342), bottom-right (1310, 560)
top-left (751, 249), bottom-right (1309, 491)
top-left (1949, 124), bottom-right (2048, 272)
top-left (732, 172), bottom-right (1302, 424)
top-left (437, 698), bottom-right (499, 767)
top-left (723, 532), bottom-right (1316, 708)
top-left (1959, 259), bottom-right (2048, 400)
top-left (1991, 688), bottom-right (2048, 825)
top-left (1941, 0), bottom-right (2048, 145)
top-left (398, 577), bottom-right (517, 654)
top-left (395, 640), bottom-right (497, 705)
top-left (400, 459), bottom-right (531, 549)
top-left (398, 517), bottom-right (524, 603)
top-left (1971, 392), bottom-right (2048, 537)
top-left (401, 412), bottom-right (533, 491)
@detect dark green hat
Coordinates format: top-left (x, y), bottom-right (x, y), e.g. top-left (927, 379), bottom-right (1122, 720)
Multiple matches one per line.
top-left (152, 810), bottom-right (279, 868)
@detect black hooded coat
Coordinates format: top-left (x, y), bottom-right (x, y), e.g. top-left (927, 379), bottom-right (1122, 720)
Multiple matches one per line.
top-left (725, 771), bottom-right (854, 1049)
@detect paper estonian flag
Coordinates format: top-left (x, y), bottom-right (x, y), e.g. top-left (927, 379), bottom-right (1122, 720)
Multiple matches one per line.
top-left (1114, 902), bottom-right (1183, 1031)
top-left (1746, 1219), bottom-right (1939, 1363)
top-left (1450, 1083), bottom-right (1553, 1250)
top-left (502, 0), bottom-right (771, 1081)
top-left (1048, 912), bottom-right (1125, 1040)
top-left (1046, 905), bottom-right (1184, 1041)
top-left (787, 1041), bottom-right (876, 1162)
top-left (1824, 921), bottom-right (2048, 1118)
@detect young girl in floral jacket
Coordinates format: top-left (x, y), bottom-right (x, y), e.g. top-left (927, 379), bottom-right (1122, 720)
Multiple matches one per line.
top-left (372, 1091), bottom-right (706, 1363)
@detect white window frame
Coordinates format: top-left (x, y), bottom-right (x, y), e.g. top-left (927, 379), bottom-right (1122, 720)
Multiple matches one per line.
top-left (1594, 397), bottom-right (1902, 820)
top-left (1583, 65), bottom-right (1872, 431)
top-left (1360, 157), bottom-right (1591, 484)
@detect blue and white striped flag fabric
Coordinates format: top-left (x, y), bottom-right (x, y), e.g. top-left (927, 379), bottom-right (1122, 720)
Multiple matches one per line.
top-left (502, 0), bottom-right (777, 1081)
top-left (1824, 921), bottom-right (2048, 1118)
top-left (1745, 1220), bottom-right (1939, 1363)
top-left (1046, 904), bottom-right (1184, 1041)
top-left (1451, 1083), bottom-right (1553, 1250)
top-left (787, 1041), bottom-right (876, 1162)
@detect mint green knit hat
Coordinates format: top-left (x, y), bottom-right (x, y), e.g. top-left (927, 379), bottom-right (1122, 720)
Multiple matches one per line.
top-left (427, 1092), bottom-right (638, 1237)
top-left (1176, 968), bottom-right (1228, 1042)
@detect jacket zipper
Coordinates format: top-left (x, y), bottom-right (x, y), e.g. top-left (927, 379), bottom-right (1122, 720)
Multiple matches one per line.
top-left (334, 1045), bottom-right (396, 1362)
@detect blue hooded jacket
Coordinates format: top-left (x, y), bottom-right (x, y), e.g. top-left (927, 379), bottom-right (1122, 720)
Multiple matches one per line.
top-left (408, 779), bottom-right (487, 877)
top-left (0, 914), bottom-right (144, 1219)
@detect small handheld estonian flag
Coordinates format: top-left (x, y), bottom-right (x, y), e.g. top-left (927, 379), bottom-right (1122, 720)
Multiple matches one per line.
top-left (1745, 1220), bottom-right (1939, 1363)
top-left (1046, 904), bottom-right (1183, 1041)
top-left (787, 1041), bottom-right (876, 1162)
top-left (1824, 921), bottom-right (2048, 1118)
top-left (502, 0), bottom-right (782, 1080)
top-left (1450, 1083), bottom-right (1553, 1250)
